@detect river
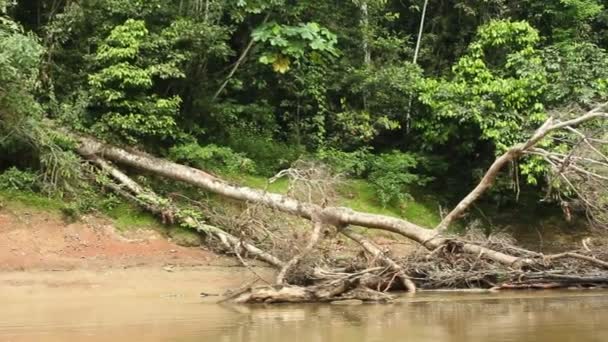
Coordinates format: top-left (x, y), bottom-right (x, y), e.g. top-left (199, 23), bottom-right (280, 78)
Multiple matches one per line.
top-left (2, 288), bottom-right (607, 342)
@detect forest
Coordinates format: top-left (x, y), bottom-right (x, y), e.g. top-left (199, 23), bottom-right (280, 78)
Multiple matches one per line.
top-left (1, 0), bottom-right (608, 302)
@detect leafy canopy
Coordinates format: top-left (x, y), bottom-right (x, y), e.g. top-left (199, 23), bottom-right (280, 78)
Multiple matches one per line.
top-left (88, 19), bottom-right (185, 144)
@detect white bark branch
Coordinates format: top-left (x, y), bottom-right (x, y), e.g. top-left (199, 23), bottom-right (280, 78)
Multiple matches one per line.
top-left (87, 155), bottom-right (285, 269)
top-left (436, 103), bottom-right (608, 232)
top-left (342, 227), bottom-right (417, 292)
top-left (276, 220), bottom-right (323, 285)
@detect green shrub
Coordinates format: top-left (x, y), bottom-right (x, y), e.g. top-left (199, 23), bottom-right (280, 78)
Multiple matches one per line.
top-left (316, 147), bottom-right (373, 177)
top-left (368, 151), bottom-right (432, 207)
top-left (0, 167), bottom-right (39, 192)
top-left (169, 143), bottom-right (256, 174)
top-left (228, 135), bottom-right (305, 176)
top-left (318, 148), bottom-right (434, 207)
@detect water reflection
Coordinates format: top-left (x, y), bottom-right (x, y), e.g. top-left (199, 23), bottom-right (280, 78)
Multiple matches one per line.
top-left (210, 292), bottom-right (608, 342)
top-left (2, 291), bottom-right (608, 341)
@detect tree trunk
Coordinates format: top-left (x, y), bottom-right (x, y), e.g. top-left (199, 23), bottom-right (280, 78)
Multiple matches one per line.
top-left (87, 156), bottom-right (286, 269)
top-left (76, 136), bottom-right (526, 267)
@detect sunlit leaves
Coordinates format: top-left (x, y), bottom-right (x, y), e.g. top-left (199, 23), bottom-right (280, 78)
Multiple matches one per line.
top-left (543, 42), bottom-right (608, 105)
top-left (253, 21), bottom-right (339, 73)
top-left (419, 20), bottom-right (547, 152)
top-left (272, 55), bottom-right (290, 73)
top-left (95, 19), bottom-right (147, 63)
top-left (0, 13), bottom-right (44, 143)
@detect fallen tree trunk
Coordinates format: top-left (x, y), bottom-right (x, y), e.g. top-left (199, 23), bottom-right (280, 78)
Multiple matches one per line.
top-left (92, 156), bottom-right (412, 302)
top-left (76, 137), bottom-right (525, 267)
top-left (88, 156), bottom-right (286, 269)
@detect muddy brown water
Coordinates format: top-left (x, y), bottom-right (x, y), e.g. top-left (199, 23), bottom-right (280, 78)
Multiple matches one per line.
top-left (2, 268), bottom-right (608, 342)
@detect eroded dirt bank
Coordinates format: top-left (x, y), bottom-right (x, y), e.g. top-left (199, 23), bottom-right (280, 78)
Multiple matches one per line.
top-left (0, 205), bottom-right (274, 297)
top-left (0, 206), bottom-right (213, 271)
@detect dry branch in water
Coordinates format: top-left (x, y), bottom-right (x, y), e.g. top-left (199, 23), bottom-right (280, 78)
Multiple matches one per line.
top-left (275, 220), bottom-right (323, 285)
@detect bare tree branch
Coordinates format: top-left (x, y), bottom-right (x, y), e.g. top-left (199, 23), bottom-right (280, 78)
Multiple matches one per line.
top-left (436, 103), bottom-right (608, 232)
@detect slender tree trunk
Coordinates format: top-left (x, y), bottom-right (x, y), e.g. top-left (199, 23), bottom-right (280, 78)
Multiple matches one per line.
top-left (407, 0), bottom-right (429, 132)
top-left (413, 0), bottom-right (429, 65)
top-left (212, 13), bottom-right (270, 101)
top-left (361, 1), bottom-right (371, 66)
top-left (359, 1), bottom-right (371, 109)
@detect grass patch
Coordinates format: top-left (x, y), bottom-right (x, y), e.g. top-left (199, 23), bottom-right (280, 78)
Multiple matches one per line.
top-left (229, 174), bottom-right (290, 193)
top-left (0, 189), bottom-right (64, 213)
top-left (103, 202), bottom-right (164, 232)
top-left (339, 180), bottom-right (441, 228)
top-left (400, 196), bottom-right (441, 228)
top-left (340, 180), bottom-right (403, 217)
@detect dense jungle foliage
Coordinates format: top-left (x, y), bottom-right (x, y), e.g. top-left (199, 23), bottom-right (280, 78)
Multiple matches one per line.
top-left (1, 0), bottom-right (607, 224)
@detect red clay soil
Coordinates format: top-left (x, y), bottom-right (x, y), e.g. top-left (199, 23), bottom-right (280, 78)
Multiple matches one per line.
top-left (0, 206), bottom-right (218, 271)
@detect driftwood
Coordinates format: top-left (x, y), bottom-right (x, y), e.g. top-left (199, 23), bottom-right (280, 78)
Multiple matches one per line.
top-left (276, 220), bottom-right (323, 285)
top-left (232, 268), bottom-right (394, 304)
top-left (71, 104), bottom-right (608, 303)
top-left (342, 227), bottom-right (417, 293)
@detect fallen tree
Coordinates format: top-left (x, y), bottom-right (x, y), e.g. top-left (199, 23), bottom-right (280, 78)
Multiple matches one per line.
top-left (72, 103), bottom-right (608, 303)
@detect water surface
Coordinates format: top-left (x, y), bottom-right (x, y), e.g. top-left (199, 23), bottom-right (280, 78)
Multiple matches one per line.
top-left (2, 290), bottom-right (608, 341)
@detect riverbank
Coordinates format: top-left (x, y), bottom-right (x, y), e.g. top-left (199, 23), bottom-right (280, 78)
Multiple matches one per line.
top-left (0, 198), bottom-right (276, 301)
top-left (1, 186), bottom-right (604, 305)
top-left (0, 201), bottom-right (215, 271)
top-left (3, 200), bottom-right (608, 342)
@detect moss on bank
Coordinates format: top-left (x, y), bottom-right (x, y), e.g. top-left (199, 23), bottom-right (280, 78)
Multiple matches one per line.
top-left (0, 189), bottom-right (164, 231)
top-left (168, 227), bottom-right (203, 247)
top-left (105, 202), bottom-right (162, 232)
top-left (0, 190), bottom-right (64, 213)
